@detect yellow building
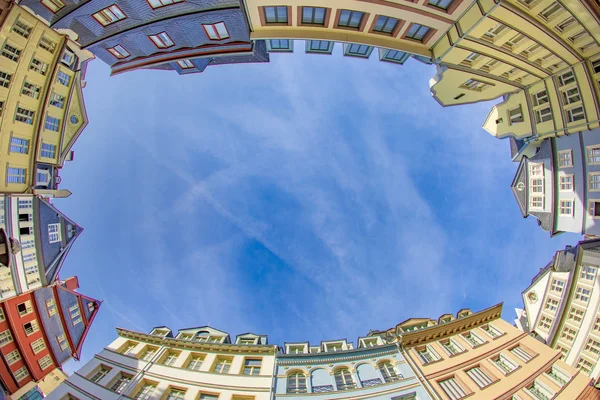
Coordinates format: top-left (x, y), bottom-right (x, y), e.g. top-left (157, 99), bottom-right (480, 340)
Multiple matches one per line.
top-left (0, 3), bottom-right (92, 197)
top-left (371, 304), bottom-right (598, 399)
top-left (36, 368), bottom-right (68, 396)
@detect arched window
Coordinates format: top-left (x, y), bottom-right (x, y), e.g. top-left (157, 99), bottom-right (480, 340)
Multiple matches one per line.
top-left (357, 363), bottom-right (382, 387)
top-left (334, 368), bottom-right (356, 390)
top-left (287, 371), bottom-right (307, 393)
top-left (311, 368), bottom-right (333, 393)
top-left (378, 361), bottom-right (402, 382)
top-left (195, 331), bottom-right (219, 343)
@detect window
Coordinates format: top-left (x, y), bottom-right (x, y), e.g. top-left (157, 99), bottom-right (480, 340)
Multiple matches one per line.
top-left (24, 320), bottom-right (39, 335)
top-left (373, 16), bottom-right (399, 34)
top-left (466, 367), bottom-right (493, 388)
top-left (119, 342), bottom-right (137, 355)
top-left (0, 330), bottom-right (13, 346)
top-left (45, 117), bottom-right (60, 132)
top-left (508, 106), bottom-right (524, 124)
top-left (41, 0), bottom-right (65, 12)
top-left (18, 199), bottom-right (32, 209)
top-left (592, 59), bottom-right (600, 74)
top-left (557, 16), bottom-right (577, 32)
top-left (17, 301), bottom-right (32, 316)
top-left (557, 150), bottom-right (573, 168)
top-left (57, 334), bottom-right (68, 351)
top-left (481, 324), bottom-right (502, 338)
top-left (165, 388), bottom-right (186, 400)
top-left (69, 304), bottom-right (82, 326)
top-left (135, 382), bottom-right (157, 400)
top-left (539, 315), bottom-right (553, 330)
top-left (110, 373), bottom-right (132, 393)
top-left (93, 5), bottom-right (126, 26)
top-left (139, 346), bottom-right (157, 361)
top-left (439, 377), bottom-right (467, 400)
top-left (14, 366), bottom-right (29, 381)
top-left (559, 200), bottom-right (573, 216)
top-left (213, 357), bottom-right (232, 373)
top-left (577, 357), bottom-right (594, 374)
top-left (107, 45), bottom-right (130, 59)
top-left (567, 106), bottom-right (585, 123)
top-left (148, 32), bottom-right (174, 48)
top-left (428, 0), bottom-right (454, 10)
top-left (161, 351), bottom-right (179, 366)
top-left (48, 223), bottom-right (61, 243)
top-left (264, 6), bottom-right (288, 24)
top-left (559, 175), bottom-right (573, 191)
top-left (528, 380), bottom-right (555, 400)
top-left (588, 146), bottom-right (600, 165)
top-left (31, 338), bottom-right (46, 353)
top-left (545, 297), bottom-right (559, 312)
top-left (6, 349), bottom-right (21, 365)
top-left (551, 279), bottom-right (565, 293)
top-left (242, 358), bottom-right (261, 375)
top-left (30, 59), bottom-right (48, 75)
top-left (441, 339), bottom-right (463, 355)
top-left (16, 107), bottom-right (35, 124)
top-left (585, 338), bottom-right (600, 355)
top-left (0, 71), bottom-right (10, 88)
top-left (535, 107), bottom-right (552, 123)
top-left (268, 39), bottom-right (292, 51)
top-left (2, 44), bottom-right (21, 62)
top-left (345, 43), bottom-right (371, 57)
top-left (203, 23), bottom-right (229, 40)
top-left (10, 137), bottom-right (29, 154)
top-left (561, 326), bottom-right (577, 342)
top-left (510, 345), bottom-right (533, 362)
top-left (383, 50), bottom-right (408, 62)
top-left (463, 331), bottom-right (485, 347)
top-left (61, 50), bottom-right (74, 66)
top-left (562, 87), bottom-right (581, 104)
top-left (575, 286), bottom-right (591, 303)
top-left (89, 365), bottom-right (111, 383)
top-left (405, 24), bottom-right (431, 41)
top-left (50, 93), bottom-right (66, 109)
top-left (198, 394), bottom-right (219, 400)
top-left (568, 307), bottom-right (584, 323)
top-left (148, 0), bottom-right (184, 8)
top-left (338, 10), bottom-right (364, 29)
top-left (186, 353), bottom-right (204, 370)
top-left (484, 23), bottom-right (506, 40)
top-left (38, 355), bottom-right (52, 370)
top-left (334, 368), bottom-right (356, 390)
top-left (556, 345), bottom-right (569, 359)
top-left (39, 37), bottom-right (57, 54)
top-left (12, 20), bottom-right (32, 38)
top-left (57, 71), bottom-right (71, 86)
top-left (177, 59), bottom-right (194, 69)
top-left (416, 345), bottom-right (438, 364)
top-left (461, 78), bottom-right (491, 91)
top-left (492, 354), bottom-right (518, 374)
top-left (308, 40), bottom-right (331, 52)
top-left (287, 371), bottom-right (307, 393)
top-left (379, 361), bottom-right (401, 382)
top-left (558, 70), bottom-right (575, 86)
top-left (581, 265), bottom-right (597, 283)
top-left (302, 7), bottom-right (326, 25)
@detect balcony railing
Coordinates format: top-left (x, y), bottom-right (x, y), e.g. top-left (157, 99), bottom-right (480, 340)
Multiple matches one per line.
top-left (312, 385), bottom-right (334, 393)
top-left (361, 378), bottom-right (383, 387)
top-left (336, 382), bottom-right (357, 390)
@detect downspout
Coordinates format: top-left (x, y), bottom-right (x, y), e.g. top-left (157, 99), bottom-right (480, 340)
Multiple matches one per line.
top-left (400, 343), bottom-right (441, 400)
top-left (269, 346), bottom-right (278, 400)
top-left (436, 0), bottom-right (503, 63)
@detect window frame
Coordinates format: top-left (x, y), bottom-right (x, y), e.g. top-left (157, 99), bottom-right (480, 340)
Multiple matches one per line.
top-left (148, 32), bottom-right (175, 49)
top-left (92, 4), bottom-right (127, 27)
top-left (107, 45), bottom-right (130, 59)
top-left (300, 6), bottom-right (327, 26)
top-left (262, 6), bottom-right (289, 25)
top-left (336, 9), bottom-right (366, 30)
top-left (202, 22), bottom-right (229, 41)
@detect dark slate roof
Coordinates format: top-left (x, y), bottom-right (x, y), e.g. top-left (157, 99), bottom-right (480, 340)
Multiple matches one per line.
top-left (510, 137), bottom-right (527, 160)
top-left (511, 156), bottom-right (528, 218)
top-left (27, 0), bottom-right (241, 47)
top-left (525, 243), bottom-right (578, 293)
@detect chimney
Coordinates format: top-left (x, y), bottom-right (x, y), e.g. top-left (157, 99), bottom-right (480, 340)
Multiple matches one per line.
top-left (64, 276), bottom-right (80, 291)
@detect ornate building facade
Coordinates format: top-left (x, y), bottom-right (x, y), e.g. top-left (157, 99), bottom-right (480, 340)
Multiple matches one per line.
top-left (0, 276), bottom-right (100, 399)
top-left (20, 0), bottom-right (270, 76)
top-left (47, 304), bottom-right (596, 400)
top-left (0, 2), bottom-right (91, 198)
top-left (516, 238), bottom-right (600, 383)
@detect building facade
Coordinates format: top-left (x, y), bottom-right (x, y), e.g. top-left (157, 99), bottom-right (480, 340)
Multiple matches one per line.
top-left (20, 0), bottom-right (270, 76)
top-left (515, 238), bottom-right (600, 383)
top-left (0, 194), bottom-right (82, 300)
top-left (48, 304), bottom-right (596, 400)
top-left (0, 3), bottom-right (91, 197)
top-left (0, 276), bottom-right (99, 399)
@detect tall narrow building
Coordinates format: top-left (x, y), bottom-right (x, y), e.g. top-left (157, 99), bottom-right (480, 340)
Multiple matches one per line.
top-left (516, 238), bottom-right (600, 383)
top-left (0, 276), bottom-right (100, 399)
top-left (0, 3), bottom-right (91, 198)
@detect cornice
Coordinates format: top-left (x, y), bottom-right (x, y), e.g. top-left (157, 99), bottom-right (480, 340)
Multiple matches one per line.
top-left (276, 346), bottom-right (399, 365)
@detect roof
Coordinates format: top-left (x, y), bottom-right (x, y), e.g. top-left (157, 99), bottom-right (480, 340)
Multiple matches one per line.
top-left (511, 156), bottom-right (528, 218)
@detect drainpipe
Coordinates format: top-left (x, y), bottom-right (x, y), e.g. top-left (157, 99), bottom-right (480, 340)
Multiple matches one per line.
top-left (399, 343), bottom-right (441, 400)
top-left (269, 346), bottom-right (278, 400)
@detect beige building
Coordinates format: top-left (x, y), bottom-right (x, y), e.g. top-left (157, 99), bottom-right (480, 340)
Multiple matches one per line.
top-left (37, 368), bottom-right (68, 396)
top-left (516, 238), bottom-right (600, 384)
top-left (372, 304), bottom-right (598, 399)
top-left (0, 2), bottom-right (91, 197)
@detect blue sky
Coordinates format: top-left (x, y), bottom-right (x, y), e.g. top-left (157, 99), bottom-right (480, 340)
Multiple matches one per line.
top-left (55, 45), bottom-right (580, 372)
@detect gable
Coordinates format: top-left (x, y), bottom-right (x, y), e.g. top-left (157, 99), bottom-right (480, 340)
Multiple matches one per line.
top-left (59, 75), bottom-right (88, 165)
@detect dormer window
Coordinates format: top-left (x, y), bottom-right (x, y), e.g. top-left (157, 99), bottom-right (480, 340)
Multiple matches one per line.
top-left (239, 338), bottom-right (257, 345)
top-left (178, 333), bottom-right (193, 340)
top-left (48, 223), bottom-right (61, 243)
top-left (362, 338), bottom-right (378, 347)
top-left (151, 329), bottom-right (169, 336)
top-left (195, 331), bottom-right (221, 343)
top-left (326, 343), bottom-right (342, 352)
top-left (288, 345), bottom-right (305, 354)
